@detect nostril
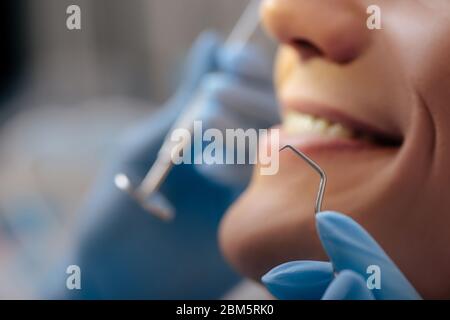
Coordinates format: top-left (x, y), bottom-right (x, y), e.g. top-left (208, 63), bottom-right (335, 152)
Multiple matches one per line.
top-left (291, 38), bottom-right (324, 61)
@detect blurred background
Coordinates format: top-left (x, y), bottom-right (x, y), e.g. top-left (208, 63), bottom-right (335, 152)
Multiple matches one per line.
top-left (0, 0), bottom-right (265, 298)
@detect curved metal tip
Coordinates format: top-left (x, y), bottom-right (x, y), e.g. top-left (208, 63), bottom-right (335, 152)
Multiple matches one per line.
top-left (279, 145), bottom-right (327, 214)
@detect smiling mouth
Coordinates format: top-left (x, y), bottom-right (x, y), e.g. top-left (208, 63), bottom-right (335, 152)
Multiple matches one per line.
top-left (281, 108), bottom-right (403, 149)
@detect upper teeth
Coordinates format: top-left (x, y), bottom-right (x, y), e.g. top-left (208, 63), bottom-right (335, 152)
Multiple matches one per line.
top-left (283, 111), bottom-right (355, 138)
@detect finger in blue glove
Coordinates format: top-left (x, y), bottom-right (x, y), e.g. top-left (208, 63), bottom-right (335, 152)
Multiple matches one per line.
top-left (169, 31), bottom-right (222, 108)
top-left (262, 261), bottom-right (334, 300)
top-left (262, 211), bottom-right (421, 300)
top-left (216, 43), bottom-right (273, 84)
top-left (322, 270), bottom-right (375, 300)
top-left (316, 211), bottom-right (421, 300)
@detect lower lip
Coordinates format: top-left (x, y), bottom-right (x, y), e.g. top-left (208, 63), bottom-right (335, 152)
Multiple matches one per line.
top-left (277, 128), bottom-right (374, 154)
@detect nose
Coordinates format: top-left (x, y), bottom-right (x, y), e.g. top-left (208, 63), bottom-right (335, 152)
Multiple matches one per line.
top-left (261, 0), bottom-right (371, 64)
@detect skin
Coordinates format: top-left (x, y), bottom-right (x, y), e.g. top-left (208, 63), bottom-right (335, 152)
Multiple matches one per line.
top-left (219, 0), bottom-right (450, 299)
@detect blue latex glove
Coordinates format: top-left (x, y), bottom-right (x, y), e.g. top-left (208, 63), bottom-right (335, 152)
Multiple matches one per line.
top-left (54, 31), bottom-right (278, 299)
top-left (194, 43), bottom-right (279, 187)
top-left (262, 211), bottom-right (421, 300)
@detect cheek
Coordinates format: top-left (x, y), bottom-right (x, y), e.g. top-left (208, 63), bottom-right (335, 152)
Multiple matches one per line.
top-left (399, 26), bottom-right (450, 99)
top-left (415, 40), bottom-right (450, 106)
top-left (385, 4), bottom-right (450, 104)
top-left (402, 25), bottom-right (450, 175)
top-left (383, 5), bottom-right (450, 177)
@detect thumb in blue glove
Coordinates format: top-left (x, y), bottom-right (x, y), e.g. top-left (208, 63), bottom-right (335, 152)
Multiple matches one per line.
top-left (262, 211), bottom-right (421, 300)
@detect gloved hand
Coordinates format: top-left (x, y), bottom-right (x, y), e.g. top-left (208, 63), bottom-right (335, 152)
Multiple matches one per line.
top-left (58, 31), bottom-right (279, 299)
top-left (262, 211), bottom-right (421, 300)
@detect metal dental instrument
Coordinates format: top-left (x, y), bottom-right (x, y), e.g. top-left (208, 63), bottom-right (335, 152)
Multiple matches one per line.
top-left (279, 145), bottom-right (327, 214)
top-left (114, 0), bottom-right (263, 221)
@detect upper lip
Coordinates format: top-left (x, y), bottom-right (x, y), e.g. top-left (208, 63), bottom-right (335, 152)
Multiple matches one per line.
top-left (281, 99), bottom-right (403, 146)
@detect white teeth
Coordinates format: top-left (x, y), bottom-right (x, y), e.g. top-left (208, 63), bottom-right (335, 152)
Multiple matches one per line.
top-left (313, 118), bottom-right (331, 132)
top-left (283, 111), bottom-right (355, 139)
top-left (327, 123), bottom-right (354, 138)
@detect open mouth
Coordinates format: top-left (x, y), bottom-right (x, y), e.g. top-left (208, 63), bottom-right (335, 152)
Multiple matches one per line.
top-left (281, 103), bottom-right (403, 150)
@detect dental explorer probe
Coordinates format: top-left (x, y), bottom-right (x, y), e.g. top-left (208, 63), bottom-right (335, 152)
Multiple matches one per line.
top-left (114, 0), bottom-right (263, 221)
top-left (279, 145), bottom-right (327, 214)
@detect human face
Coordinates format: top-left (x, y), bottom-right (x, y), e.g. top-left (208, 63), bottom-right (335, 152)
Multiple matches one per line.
top-left (220, 0), bottom-right (450, 298)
